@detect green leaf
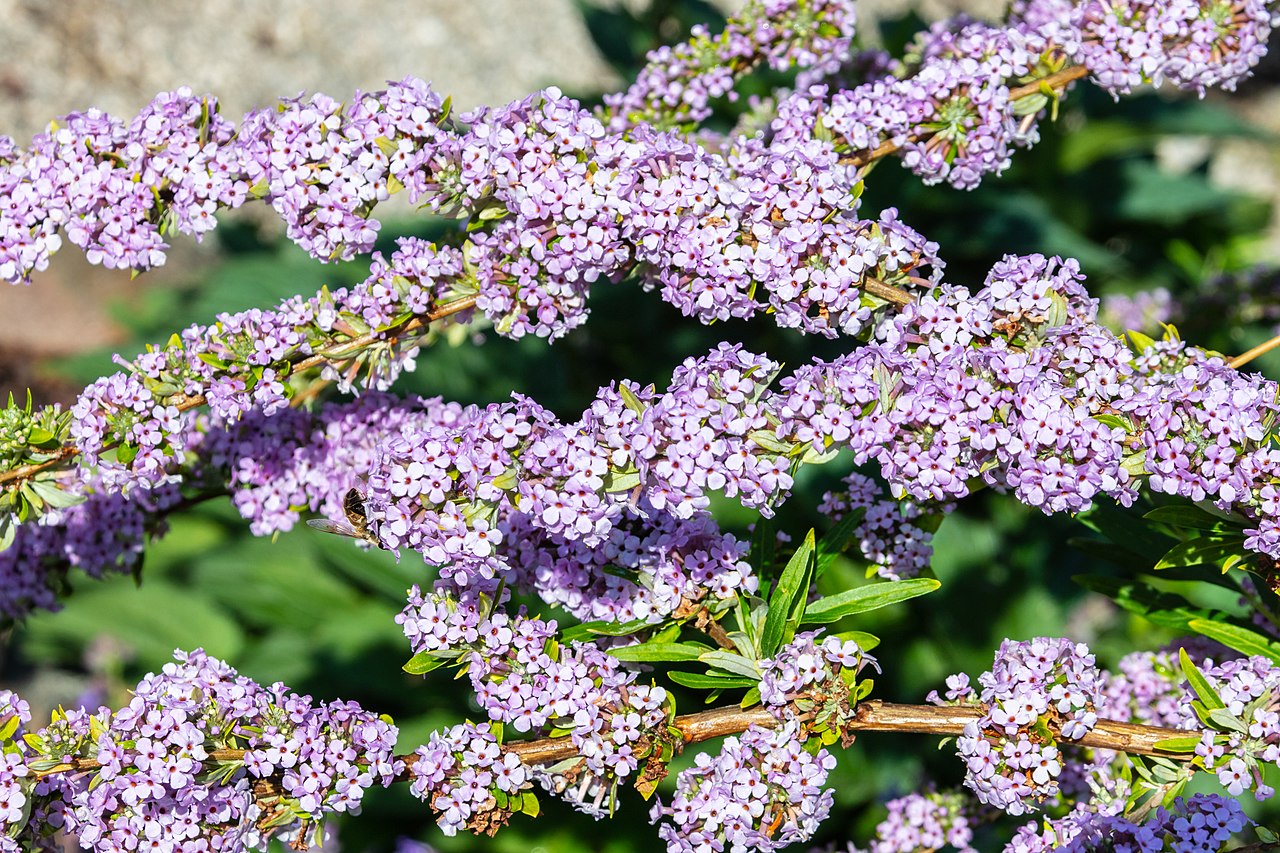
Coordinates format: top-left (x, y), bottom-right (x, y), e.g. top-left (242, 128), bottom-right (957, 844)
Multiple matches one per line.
top-left (747, 429), bottom-right (795, 455)
top-left (618, 383), bottom-right (645, 415)
top-left (606, 642), bottom-right (711, 663)
top-left (1186, 618), bottom-right (1280, 665)
top-left (802, 578), bottom-right (940, 625)
top-left (697, 651), bottom-right (761, 680)
top-left (1143, 505), bottom-right (1244, 533)
top-left (28, 479), bottom-right (85, 510)
top-left (0, 517), bottom-right (14, 554)
top-left (602, 468), bottom-right (641, 494)
top-left (0, 714), bottom-right (18, 743)
top-left (760, 529), bottom-right (815, 657)
top-left (1153, 536), bottom-right (1247, 572)
top-left (815, 508), bottom-right (868, 579)
top-left (831, 630), bottom-right (880, 652)
top-left (558, 617), bottom-right (650, 643)
top-left (1179, 647), bottom-right (1226, 711)
top-left (667, 671), bottom-right (756, 690)
top-left (1079, 502), bottom-right (1174, 563)
top-left (403, 651), bottom-right (449, 676)
top-left (1151, 736), bottom-right (1202, 753)
top-left (520, 791), bottom-right (540, 818)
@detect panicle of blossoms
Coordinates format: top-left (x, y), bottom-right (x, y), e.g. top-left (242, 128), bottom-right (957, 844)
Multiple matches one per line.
top-left (1097, 640), bottom-right (1232, 729)
top-left (758, 630), bottom-right (878, 738)
top-left (22, 251), bottom-right (1280, 622)
top-left (1071, 0), bottom-right (1277, 96)
top-left (364, 343), bottom-right (797, 580)
top-left (0, 691), bottom-right (32, 850)
top-left (0, 89), bottom-right (243, 283)
top-left (600, 0), bottom-right (858, 132)
top-left (0, 78), bottom-right (451, 284)
top-left (396, 587), bottom-right (676, 817)
top-left (6, 649), bottom-right (400, 852)
top-left (236, 77), bottom-right (451, 262)
top-left (844, 788), bottom-right (976, 853)
top-left (455, 86), bottom-right (941, 338)
top-left (818, 471), bottom-right (940, 580)
top-left (0, 477), bottom-right (180, 620)
top-left (1005, 792), bottom-right (1250, 852)
top-left (767, 12), bottom-right (1067, 191)
top-left (408, 722), bottom-right (533, 838)
top-left (649, 722), bottom-right (836, 853)
top-left (501, 500), bottom-right (757, 624)
top-left (938, 637), bottom-right (1104, 816)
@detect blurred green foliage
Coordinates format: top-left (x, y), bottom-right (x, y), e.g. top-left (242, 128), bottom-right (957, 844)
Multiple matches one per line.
top-left (5, 4), bottom-right (1280, 850)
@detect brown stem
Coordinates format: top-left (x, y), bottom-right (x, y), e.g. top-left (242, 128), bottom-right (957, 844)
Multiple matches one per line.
top-left (0, 296), bottom-right (478, 489)
top-left (38, 699), bottom-right (1195, 782)
top-left (864, 276), bottom-right (916, 307)
top-left (1229, 333), bottom-right (1280, 370)
top-left (840, 65), bottom-right (1090, 170)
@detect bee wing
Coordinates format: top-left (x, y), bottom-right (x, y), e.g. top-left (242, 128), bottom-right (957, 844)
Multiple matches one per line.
top-left (306, 518), bottom-right (362, 538)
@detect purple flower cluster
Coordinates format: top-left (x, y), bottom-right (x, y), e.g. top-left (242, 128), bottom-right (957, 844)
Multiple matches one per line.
top-left (650, 722), bottom-right (836, 852)
top-left (1005, 792), bottom-right (1249, 852)
top-left (408, 722), bottom-right (531, 837)
top-left (5, 649), bottom-right (400, 852)
top-left (771, 14), bottom-right (1057, 190)
top-left (845, 788), bottom-right (975, 853)
top-left (818, 471), bottom-right (938, 580)
top-left (759, 631), bottom-right (877, 731)
top-left (0, 691), bottom-right (32, 851)
top-left (1071, 0), bottom-right (1275, 95)
top-left (238, 78), bottom-right (449, 261)
top-left (364, 343), bottom-right (795, 581)
top-left (1098, 641), bottom-right (1228, 729)
top-left (502, 501), bottom-right (756, 624)
top-left (0, 89), bottom-right (243, 282)
top-left (941, 637), bottom-right (1104, 815)
top-left (397, 587), bottom-right (673, 817)
top-left (0, 79), bottom-right (453, 284)
top-left (601, 0), bottom-right (858, 132)
top-left (0, 478), bottom-right (179, 619)
top-left (28, 246), bottom-right (1280, 628)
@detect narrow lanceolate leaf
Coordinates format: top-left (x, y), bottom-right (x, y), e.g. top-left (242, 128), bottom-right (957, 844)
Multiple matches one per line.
top-left (403, 651), bottom-right (449, 676)
top-left (1153, 536), bottom-right (1247, 572)
top-left (1178, 647), bottom-right (1226, 711)
top-left (558, 617), bottom-right (651, 643)
top-left (802, 578), bottom-right (940, 625)
top-left (605, 642), bottom-right (712, 663)
top-left (1143, 505), bottom-right (1244, 534)
top-left (760, 529), bottom-right (815, 657)
top-left (1186, 618), bottom-right (1280, 665)
top-left (698, 650), bottom-right (762, 680)
top-left (1151, 736), bottom-right (1201, 753)
top-left (666, 671), bottom-right (756, 690)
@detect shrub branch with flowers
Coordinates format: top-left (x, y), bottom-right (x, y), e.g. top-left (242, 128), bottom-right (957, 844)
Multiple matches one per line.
top-left (2, 0), bottom-right (1280, 849)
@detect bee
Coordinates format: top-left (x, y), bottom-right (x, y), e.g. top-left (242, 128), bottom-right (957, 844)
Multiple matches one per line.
top-left (306, 487), bottom-right (383, 548)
